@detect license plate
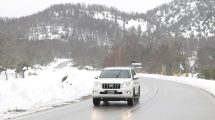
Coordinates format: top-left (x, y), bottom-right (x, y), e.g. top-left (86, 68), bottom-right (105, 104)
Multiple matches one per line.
top-left (107, 90), bottom-right (115, 94)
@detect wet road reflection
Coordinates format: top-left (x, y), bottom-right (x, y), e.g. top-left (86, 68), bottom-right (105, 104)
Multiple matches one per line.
top-left (90, 101), bottom-right (136, 120)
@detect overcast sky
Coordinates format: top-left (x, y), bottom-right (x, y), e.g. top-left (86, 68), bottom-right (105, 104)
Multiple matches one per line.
top-left (0, 0), bottom-right (173, 18)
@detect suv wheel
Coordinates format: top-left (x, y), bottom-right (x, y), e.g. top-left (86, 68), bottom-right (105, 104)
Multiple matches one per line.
top-left (136, 86), bottom-right (140, 102)
top-left (93, 98), bottom-right (100, 106)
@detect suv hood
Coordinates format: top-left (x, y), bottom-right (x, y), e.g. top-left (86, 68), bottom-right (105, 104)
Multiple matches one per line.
top-left (96, 78), bottom-right (132, 84)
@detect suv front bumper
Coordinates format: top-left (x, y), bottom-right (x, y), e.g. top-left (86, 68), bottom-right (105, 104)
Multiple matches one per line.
top-left (92, 87), bottom-right (133, 100)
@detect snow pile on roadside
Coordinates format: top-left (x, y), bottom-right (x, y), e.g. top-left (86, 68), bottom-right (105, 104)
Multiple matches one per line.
top-left (0, 59), bottom-right (99, 114)
top-left (139, 74), bottom-right (215, 96)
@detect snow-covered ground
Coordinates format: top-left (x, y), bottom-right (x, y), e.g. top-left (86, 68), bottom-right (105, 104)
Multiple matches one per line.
top-left (1, 59), bottom-right (215, 119)
top-left (0, 59), bottom-right (99, 119)
top-left (139, 74), bottom-right (215, 97)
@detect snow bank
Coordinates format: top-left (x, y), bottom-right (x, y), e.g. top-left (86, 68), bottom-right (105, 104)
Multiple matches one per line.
top-left (0, 59), bottom-right (99, 115)
top-left (139, 74), bottom-right (215, 96)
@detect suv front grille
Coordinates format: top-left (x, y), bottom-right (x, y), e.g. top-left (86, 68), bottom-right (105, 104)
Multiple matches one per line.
top-left (102, 83), bottom-right (120, 89)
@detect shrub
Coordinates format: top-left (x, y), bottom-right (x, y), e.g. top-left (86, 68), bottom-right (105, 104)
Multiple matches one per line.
top-left (200, 66), bottom-right (215, 80)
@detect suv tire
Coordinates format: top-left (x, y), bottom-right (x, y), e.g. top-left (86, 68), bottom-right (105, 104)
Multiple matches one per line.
top-left (136, 86), bottom-right (140, 102)
top-left (93, 98), bottom-right (100, 106)
top-left (127, 90), bottom-right (135, 106)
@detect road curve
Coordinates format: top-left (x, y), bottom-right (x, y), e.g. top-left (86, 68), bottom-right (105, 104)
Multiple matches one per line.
top-left (12, 77), bottom-right (215, 120)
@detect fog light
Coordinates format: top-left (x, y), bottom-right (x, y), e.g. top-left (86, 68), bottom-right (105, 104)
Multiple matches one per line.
top-left (127, 91), bottom-right (131, 94)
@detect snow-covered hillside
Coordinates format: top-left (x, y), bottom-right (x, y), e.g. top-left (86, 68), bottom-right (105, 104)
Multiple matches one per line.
top-left (25, 0), bottom-right (215, 40)
top-left (93, 11), bottom-right (149, 32)
top-left (27, 9), bottom-right (150, 40)
top-left (1, 1), bottom-right (215, 42)
top-left (147, 0), bottom-right (215, 38)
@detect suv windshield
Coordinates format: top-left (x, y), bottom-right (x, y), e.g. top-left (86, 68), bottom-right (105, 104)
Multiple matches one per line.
top-left (99, 70), bottom-right (131, 78)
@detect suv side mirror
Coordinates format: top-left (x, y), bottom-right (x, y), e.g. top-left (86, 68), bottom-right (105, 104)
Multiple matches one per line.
top-left (133, 75), bottom-right (139, 80)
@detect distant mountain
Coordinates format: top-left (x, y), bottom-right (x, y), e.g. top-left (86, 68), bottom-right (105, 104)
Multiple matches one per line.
top-left (0, 4), bottom-right (148, 41)
top-left (0, 1), bottom-right (215, 41)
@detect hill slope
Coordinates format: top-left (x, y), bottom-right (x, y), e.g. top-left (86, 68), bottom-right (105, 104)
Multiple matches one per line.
top-left (0, 1), bottom-right (215, 75)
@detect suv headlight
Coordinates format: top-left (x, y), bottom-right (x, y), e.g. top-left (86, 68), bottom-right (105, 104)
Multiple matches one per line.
top-left (94, 81), bottom-right (102, 88)
top-left (121, 81), bottom-right (132, 88)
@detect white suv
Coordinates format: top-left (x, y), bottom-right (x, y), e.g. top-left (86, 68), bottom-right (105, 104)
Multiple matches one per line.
top-left (92, 67), bottom-right (140, 106)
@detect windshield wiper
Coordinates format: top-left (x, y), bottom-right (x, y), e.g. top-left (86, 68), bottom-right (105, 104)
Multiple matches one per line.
top-left (115, 71), bottom-right (121, 78)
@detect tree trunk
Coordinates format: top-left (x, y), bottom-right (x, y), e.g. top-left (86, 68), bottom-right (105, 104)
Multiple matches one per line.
top-left (4, 71), bottom-right (8, 80)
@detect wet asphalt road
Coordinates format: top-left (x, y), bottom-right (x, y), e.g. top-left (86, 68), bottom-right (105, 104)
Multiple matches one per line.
top-left (13, 77), bottom-right (215, 120)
